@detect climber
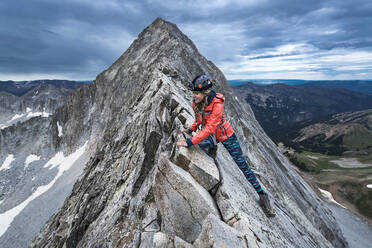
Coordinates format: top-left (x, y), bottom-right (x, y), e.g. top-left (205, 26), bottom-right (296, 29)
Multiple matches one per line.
top-left (177, 74), bottom-right (276, 217)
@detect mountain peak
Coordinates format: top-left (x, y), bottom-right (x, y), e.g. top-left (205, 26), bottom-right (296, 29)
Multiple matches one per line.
top-left (29, 18), bottom-right (347, 248)
top-left (97, 17), bottom-right (230, 107)
top-left (142, 17), bottom-right (190, 43)
top-left (147, 17), bottom-right (174, 31)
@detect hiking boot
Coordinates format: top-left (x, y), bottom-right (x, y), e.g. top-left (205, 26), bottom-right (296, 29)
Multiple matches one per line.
top-left (259, 193), bottom-right (276, 217)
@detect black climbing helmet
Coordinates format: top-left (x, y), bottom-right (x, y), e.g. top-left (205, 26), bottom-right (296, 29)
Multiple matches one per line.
top-left (191, 74), bottom-right (213, 91)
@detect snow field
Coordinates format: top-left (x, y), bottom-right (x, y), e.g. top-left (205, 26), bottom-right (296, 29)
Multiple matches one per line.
top-left (0, 142), bottom-right (87, 237)
top-left (0, 155), bottom-right (15, 171)
top-left (57, 121), bottom-right (63, 137)
top-left (25, 154), bottom-right (41, 168)
top-left (318, 188), bottom-right (347, 208)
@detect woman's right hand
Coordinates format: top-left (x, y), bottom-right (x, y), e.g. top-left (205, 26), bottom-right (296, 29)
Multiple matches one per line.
top-left (181, 128), bottom-right (188, 133)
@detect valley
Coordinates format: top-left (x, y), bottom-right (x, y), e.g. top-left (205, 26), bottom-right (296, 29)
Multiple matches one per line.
top-left (284, 149), bottom-right (372, 221)
top-left (277, 109), bottom-right (372, 221)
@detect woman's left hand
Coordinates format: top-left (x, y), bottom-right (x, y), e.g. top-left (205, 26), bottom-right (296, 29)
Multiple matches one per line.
top-left (177, 139), bottom-right (188, 147)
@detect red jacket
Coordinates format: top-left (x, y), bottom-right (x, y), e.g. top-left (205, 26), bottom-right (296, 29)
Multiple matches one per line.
top-left (187, 91), bottom-right (234, 146)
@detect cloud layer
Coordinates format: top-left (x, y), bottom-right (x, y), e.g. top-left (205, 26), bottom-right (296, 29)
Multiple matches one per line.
top-left (1, 0), bottom-right (372, 80)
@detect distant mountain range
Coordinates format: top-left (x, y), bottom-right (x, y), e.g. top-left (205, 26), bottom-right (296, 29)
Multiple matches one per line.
top-left (281, 109), bottom-right (372, 155)
top-left (0, 83), bottom-right (77, 128)
top-left (229, 79), bottom-right (372, 93)
top-left (233, 82), bottom-right (372, 138)
top-left (0, 80), bottom-right (92, 96)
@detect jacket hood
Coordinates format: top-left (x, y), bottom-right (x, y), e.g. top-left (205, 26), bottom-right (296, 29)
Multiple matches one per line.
top-left (207, 90), bottom-right (225, 105)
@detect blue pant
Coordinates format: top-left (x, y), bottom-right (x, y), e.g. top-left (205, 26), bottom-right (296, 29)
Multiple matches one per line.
top-left (222, 133), bottom-right (263, 193)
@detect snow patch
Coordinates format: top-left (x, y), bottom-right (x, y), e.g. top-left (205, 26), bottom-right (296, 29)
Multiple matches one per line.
top-left (24, 154), bottom-right (41, 168)
top-left (0, 155), bottom-right (15, 171)
top-left (43, 152), bottom-right (65, 169)
top-left (0, 109), bottom-right (50, 130)
top-left (26, 111), bottom-right (50, 118)
top-left (0, 124), bottom-right (9, 130)
top-left (367, 184), bottom-right (372, 189)
top-left (0, 142), bottom-right (87, 237)
top-left (57, 122), bottom-right (63, 137)
top-left (7, 113), bottom-right (25, 123)
top-left (318, 188), bottom-right (346, 208)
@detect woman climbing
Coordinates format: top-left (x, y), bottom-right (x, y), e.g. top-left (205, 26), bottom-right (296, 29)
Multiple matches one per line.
top-left (177, 74), bottom-right (275, 217)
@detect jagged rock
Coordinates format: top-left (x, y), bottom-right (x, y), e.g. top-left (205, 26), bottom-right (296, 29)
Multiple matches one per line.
top-left (141, 203), bottom-right (161, 232)
top-left (154, 157), bottom-right (220, 243)
top-left (172, 146), bottom-right (220, 191)
top-left (174, 236), bottom-right (194, 248)
top-left (140, 232), bottom-right (174, 248)
top-left (193, 214), bottom-right (247, 248)
top-left (233, 218), bottom-right (272, 248)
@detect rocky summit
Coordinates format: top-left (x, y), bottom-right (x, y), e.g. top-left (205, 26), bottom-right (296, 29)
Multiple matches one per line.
top-left (30, 18), bottom-right (347, 247)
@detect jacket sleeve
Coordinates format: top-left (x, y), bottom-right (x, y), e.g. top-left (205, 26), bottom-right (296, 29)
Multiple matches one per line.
top-left (191, 103), bottom-right (224, 146)
top-left (189, 119), bottom-right (198, 132)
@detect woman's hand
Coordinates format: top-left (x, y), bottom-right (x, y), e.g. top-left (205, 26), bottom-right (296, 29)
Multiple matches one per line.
top-left (177, 139), bottom-right (188, 147)
top-left (181, 128), bottom-right (188, 133)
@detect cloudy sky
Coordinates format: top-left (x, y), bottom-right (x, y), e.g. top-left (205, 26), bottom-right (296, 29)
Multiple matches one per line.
top-left (1, 0), bottom-right (372, 81)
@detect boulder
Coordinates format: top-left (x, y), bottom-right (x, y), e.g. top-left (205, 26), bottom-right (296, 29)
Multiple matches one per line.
top-left (154, 157), bottom-right (220, 243)
top-left (172, 146), bottom-right (220, 191)
top-left (193, 214), bottom-right (247, 248)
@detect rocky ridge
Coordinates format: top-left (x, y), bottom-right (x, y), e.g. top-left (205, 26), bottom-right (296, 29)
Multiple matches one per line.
top-left (294, 109), bottom-right (372, 142)
top-left (278, 109), bottom-right (372, 156)
top-left (30, 18), bottom-right (347, 247)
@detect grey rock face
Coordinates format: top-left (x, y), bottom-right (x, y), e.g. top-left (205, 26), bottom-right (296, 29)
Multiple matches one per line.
top-left (30, 18), bottom-right (347, 248)
top-left (172, 146), bottom-right (220, 191)
top-left (155, 156), bottom-right (220, 243)
top-left (194, 214), bottom-right (247, 248)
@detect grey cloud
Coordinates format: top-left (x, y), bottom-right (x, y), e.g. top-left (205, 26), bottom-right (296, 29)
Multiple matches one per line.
top-left (249, 53), bottom-right (301, 60)
top-left (0, 1), bottom-right (153, 78)
top-left (1, 0), bottom-right (372, 80)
